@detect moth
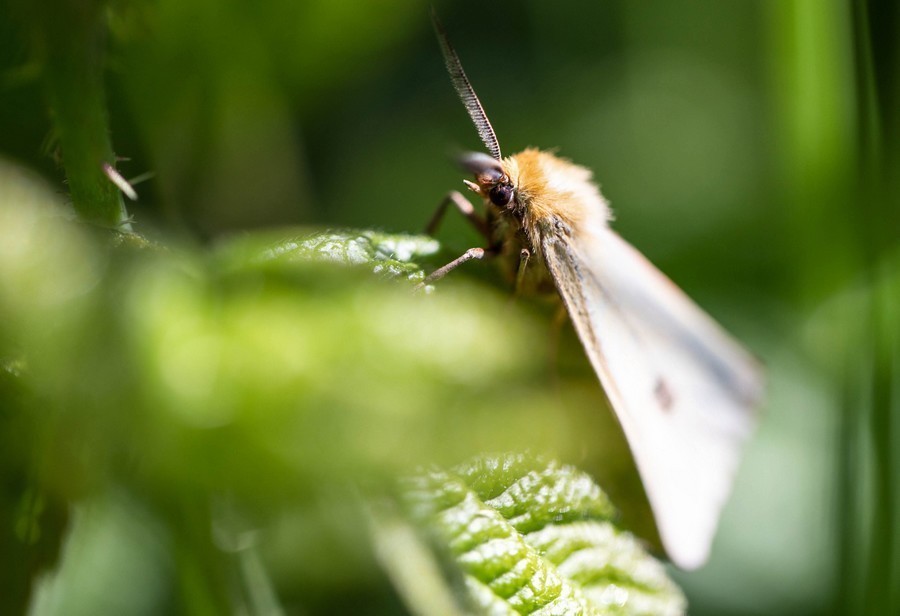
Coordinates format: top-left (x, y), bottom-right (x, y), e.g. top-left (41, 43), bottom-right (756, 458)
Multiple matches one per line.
top-left (426, 14), bottom-right (764, 570)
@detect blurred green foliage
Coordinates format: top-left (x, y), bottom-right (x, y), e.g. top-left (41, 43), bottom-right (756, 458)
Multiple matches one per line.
top-left (0, 165), bottom-right (590, 613)
top-left (1, 0), bottom-right (899, 614)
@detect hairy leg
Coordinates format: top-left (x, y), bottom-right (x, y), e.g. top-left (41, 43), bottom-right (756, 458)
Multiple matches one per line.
top-left (425, 191), bottom-right (490, 239)
top-left (416, 247), bottom-right (485, 289)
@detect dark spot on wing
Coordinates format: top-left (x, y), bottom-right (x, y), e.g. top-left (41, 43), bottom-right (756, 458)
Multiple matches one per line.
top-left (655, 378), bottom-right (674, 412)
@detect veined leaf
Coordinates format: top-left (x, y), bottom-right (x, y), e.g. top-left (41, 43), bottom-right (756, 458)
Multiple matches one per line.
top-left (390, 454), bottom-right (686, 616)
top-left (218, 228), bottom-right (440, 282)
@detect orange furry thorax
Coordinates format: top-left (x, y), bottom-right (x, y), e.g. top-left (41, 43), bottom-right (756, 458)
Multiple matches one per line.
top-left (502, 148), bottom-right (611, 233)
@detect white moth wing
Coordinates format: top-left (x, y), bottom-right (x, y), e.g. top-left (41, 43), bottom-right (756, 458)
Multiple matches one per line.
top-left (539, 219), bottom-right (763, 570)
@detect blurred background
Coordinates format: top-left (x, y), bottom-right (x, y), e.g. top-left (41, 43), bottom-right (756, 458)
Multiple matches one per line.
top-left (1, 0), bottom-right (899, 614)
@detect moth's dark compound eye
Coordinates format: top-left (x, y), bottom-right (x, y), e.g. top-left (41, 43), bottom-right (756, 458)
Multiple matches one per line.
top-left (489, 184), bottom-right (514, 206)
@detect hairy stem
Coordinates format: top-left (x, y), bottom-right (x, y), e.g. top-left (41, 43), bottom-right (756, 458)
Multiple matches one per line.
top-left (35, 0), bottom-right (130, 227)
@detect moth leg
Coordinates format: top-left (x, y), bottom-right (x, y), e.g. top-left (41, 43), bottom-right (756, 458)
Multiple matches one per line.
top-left (513, 248), bottom-right (531, 298)
top-left (416, 247), bottom-right (485, 289)
top-left (425, 191), bottom-right (490, 239)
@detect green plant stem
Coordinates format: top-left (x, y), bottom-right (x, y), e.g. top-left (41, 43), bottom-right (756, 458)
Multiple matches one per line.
top-left (852, 1), bottom-right (895, 612)
top-left (39, 0), bottom-right (129, 228)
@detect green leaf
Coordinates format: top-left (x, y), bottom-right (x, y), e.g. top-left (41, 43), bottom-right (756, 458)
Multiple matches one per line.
top-left (392, 454), bottom-right (686, 616)
top-left (217, 228), bottom-right (440, 282)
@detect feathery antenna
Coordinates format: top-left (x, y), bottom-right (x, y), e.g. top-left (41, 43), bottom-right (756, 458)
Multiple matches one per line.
top-left (431, 9), bottom-right (502, 160)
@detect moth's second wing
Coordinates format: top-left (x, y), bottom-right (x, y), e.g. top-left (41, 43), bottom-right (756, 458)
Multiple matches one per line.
top-left (539, 220), bottom-right (762, 570)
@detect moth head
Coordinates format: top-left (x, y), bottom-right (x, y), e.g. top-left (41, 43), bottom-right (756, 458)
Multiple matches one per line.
top-left (458, 151), bottom-right (516, 208)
